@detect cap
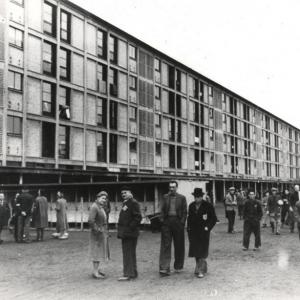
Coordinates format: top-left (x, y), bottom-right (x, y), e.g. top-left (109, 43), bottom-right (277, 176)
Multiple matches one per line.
top-left (229, 187), bottom-right (235, 191)
top-left (192, 188), bottom-right (204, 197)
top-left (96, 191), bottom-right (108, 198)
top-left (271, 187), bottom-right (278, 191)
top-left (120, 185), bottom-right (131, 192)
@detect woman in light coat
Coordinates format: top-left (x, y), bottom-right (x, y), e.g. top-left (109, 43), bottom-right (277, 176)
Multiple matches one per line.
top-left (88, 191), bottom-right (109, 279)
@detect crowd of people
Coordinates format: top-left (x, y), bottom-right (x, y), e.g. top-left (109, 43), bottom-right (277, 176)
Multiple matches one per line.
top-left (1, 182), bottom-right (300, 281)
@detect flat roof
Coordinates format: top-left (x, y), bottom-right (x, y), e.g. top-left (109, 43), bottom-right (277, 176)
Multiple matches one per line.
top-left (63, 0), bottom-right (299, 133)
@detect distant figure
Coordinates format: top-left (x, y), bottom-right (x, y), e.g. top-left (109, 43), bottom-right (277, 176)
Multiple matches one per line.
top-left (0, 193), bottom-right (10, 244)
top-left (32, 190), bottom-right (48, 241)
top-left (294, 197), bottom-right (300, 240)
top-left (225, 187), bottom-right (237, 233)
top-left (242, 190), bottom-right (263, 251)
top-left (52, 191), bottom-right (68, 240)
top-left (159, 181), bottom-right (187, 276)
top-left (267, 187), bottom-right (282, 235)
top-left (88, 191), bottom-right (109, 279)
top-left (289, 185), bottom-right (300, 233)
top-left (261, 191), bottom-right (270, 228)
top-left (281, 189), bottom-right (290, 226)
top-left (237, 190), bottom-right (246, 220)
top-left (15, 190), bottom-right (34, 243)
top-left (187, 188), bottom-right (217, 278)
top-left (117, 186), bottom-right (142, 281)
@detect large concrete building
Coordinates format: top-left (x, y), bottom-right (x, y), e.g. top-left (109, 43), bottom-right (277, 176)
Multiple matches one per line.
top-left (0, 0), bottom-right (299, 223)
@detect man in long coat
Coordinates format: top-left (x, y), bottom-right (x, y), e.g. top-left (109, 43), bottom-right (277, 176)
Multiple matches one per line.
top-left (117, 186), bottom-right (142, 281)
top-left (289, 185), bottom-right (300, 233)
top-left (242, 190), bottom-right (263, 251)
top-left (32, 190), bottom-right (48, 241)
top-left (53, 191), bottom-right (68, 240)
top-left (187, 188), bottom-right (217, 278)
top-left (159, 181), bottom-right (187, 276)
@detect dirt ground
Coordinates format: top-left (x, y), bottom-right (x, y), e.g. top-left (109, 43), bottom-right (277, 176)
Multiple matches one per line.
top-left (1, 205), bottom-right (300, 300)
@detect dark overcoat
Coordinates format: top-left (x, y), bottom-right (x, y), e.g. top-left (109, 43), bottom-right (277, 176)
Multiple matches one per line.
top-left (117, 198), bottom-right (142, 239)
top-left (187, 201), bottom-right (217, 259)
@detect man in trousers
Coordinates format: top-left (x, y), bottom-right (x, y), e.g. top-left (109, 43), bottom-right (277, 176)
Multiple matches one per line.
top-left (267, 187), bottom-right (282, 235)
top-left (225, 187), bottom-right (237, 233)
top-left (242, 190), bottom-right (263, 251)
top-left (289, 185), bottom-right (300, 233)
top-left (117, 186), bottom-right (142, 281)
top-left (159, 181), bottom-right (187, 276)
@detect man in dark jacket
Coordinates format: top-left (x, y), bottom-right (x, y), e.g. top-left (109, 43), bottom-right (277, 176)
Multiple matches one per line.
top-left (117, 186), bottom-right (142, 281)
top-left (15, 190), bottom-right (34, 243)
top-left (159, 181), bottom-right (187, 276)
top-left (187, 188), bottom-right (217, 278)
top-left (289, 185), bottom-right (299, 233)
top-left (267, 187), bottom-right (282, 235)
top-left (242, 190), bottom-right (263, 251)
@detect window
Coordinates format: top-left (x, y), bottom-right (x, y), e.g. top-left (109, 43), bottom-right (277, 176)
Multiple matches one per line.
top-left (208, 86), bottom-right (213, 97)
top-left (60, 10), bottom-right (71, 43)
top-left (109, 101), bottom-right (118, 130)
top-left (59, 86), bottom-right (70, 120)
top-left (44, 2), bottom-right (56, 36)
top-left (176, 95), bottom-right (181, 118)
top-left (97, 29), bottom-right (107, 59)
top-left (176, 120), bottom-right (181, 142)
top-left (42, 82), bottom-right (55, 117)
top-left (8, 71), bottom-right (22, 91)
top-left (109, 35), bottom-right (117, 64)
top-left (60, 48), bottom-right (70, 80)
top-left (9, 27), bottom-right (23, 48)
top-left (155, 142), bottom-right (161, 156)
top-left (154, 58), bottom-right (161, 82)
top-left (96, 98), bottom-right (107, 127)
top-left (129, 76), bottom-right (137, 90)
top-left (42, 122), bottom-right (55, 158)
top-left (129, 45), bottom-right (137, 60)
top-left (169, 145), bottom-right (175, 168)
top-left (129, 138), bottom-right (137, 152)
top-left (129, 107), bottom-right (137, 121)
top-left (155, 86), bottom-right (161, 99)
top-left (97, 64), bottom-right (107, 94)
top-left (109, 68), bottom-right (118, 96)
top-left (155, 114), bottom-right (161, 127)
top-left (7, 116), bottom-right (22, 136)
top-left (58, 126), bottom-right (69, 159)
top-left (169, 92), bottom-right (175, 115)
top-left (97, 132), bottom-right (106, 162)
top-left (109, 134), bottom-right (117, 163)
top-left (43, 42), bottom-right (56, 76)
top-left (168, 118), bottom-right (175, 141)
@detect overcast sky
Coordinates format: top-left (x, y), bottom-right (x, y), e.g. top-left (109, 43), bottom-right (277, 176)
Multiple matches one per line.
top-left (72, 0), bottom-right (300, 129)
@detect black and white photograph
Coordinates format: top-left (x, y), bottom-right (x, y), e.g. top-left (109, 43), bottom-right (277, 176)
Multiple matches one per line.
top-left (0, 0), bottom-right (300, 299)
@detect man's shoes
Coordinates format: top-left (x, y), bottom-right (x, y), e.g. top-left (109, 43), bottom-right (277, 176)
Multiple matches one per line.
top-left (118, 276), bottom-right (131, 281)
top-left (159, 270), bottom-right (170, 276)
top-left (22, 239), bottom-right (32, 243)
top-left (174, 269), bottom-right (183, 273)
top-left (98, 270), bottom-right (106, 277)
top-left (275, 232), bottom-right (280, 235)
top-left (59, 233), bottom-right (69, 240)
top-left (242, 247), bottom-right (248, 251)
top-left (253, 247), bottom-right (260, 251)
top-left (197, 273), bottom-right (204, 278)
top-left (52, 232), bottom-right (60, 238)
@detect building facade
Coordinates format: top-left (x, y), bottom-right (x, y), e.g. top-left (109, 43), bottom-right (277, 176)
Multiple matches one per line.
top-left (0, 0), bottom-right (299, 223)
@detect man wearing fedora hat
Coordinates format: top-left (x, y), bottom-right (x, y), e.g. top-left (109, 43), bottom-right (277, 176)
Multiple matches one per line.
top-left (159, 181), bottom-right (187, 276)
top-left (225, 187), bottom-right (237, 233)
top-left (117, 186), bottom-right (142, 281)
top-left (187, 188), bottom-right (217, 278)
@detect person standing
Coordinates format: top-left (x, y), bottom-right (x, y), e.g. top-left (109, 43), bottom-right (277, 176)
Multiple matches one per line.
top-left (0, 193), bottom-right (10, 244)
top-left (159, 181), bottom-right (187, 276)
top-left (261, 191), bottom-right (270, 228)
top-left (289, 185), bottom-right (300, 233)
top-left (187, 188), bottom-right (217, 278)
top-left (225, 187), bottom-right (237, 233)
top-left (88, 191), bottom-right (109, 279)
top-left (16, 190), bottom-right (34, 243)
top-left (53, 191), bottom-right (69, 240)
top-left (237, 190), bottom-right (246, 220)
top-left (267, 187), bottom-right (282, 235)
top-left (32, 190), bottom-right (48, 241)
top-left (293, 197), bottom-right (300, 240)
top-left (281, 189), bottom-right (290, 227)
top-left (117, 186), bottom-right (142, 281)
top-left (242, 190), bottom-right (263, 251)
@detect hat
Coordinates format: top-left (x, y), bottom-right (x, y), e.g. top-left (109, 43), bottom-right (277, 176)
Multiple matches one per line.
top-left (192, 188), bottom-right (204, 197)
top-left (271, 187), bottom-right (278, 191)
top-left (120, 185), bottom-right (131, 192)
top-left (229, 187), bottom-right (235, 191)
top-left (96, 191), bottom-right (108, 198)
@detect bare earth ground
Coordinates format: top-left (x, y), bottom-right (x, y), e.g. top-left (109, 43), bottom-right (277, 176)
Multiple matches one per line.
top-left (1, 205), bottom-right (300, 300)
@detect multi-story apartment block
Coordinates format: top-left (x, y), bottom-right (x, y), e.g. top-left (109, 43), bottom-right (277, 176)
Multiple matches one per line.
top-left (0, 0), bottom-right (299, 223)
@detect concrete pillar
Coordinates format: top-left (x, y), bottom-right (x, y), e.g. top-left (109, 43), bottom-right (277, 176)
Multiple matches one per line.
top-left (212, 180), bottom-right (216, 206)
top-left (254, 182), bottom-right (257, 194)
top-left (223, 180), bottom-right (226, 197)
top-left (19, 174), bottom-right (23, 185)
top-left (154, 184), bottom-right (159, 213)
